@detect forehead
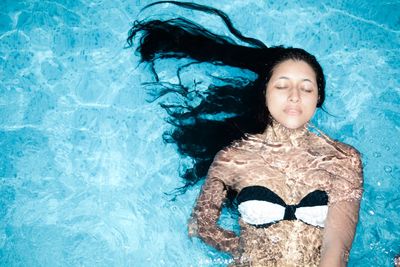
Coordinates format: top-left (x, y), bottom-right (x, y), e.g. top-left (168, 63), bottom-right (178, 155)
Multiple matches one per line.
top-left (271, 59), bottom-right (316, 80)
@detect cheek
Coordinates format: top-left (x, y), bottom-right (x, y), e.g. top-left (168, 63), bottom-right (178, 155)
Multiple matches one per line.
top-left (266, 89), bottom-right (283, 106)
top-left (265, 91), bottom-right (271, 106)
top-left (304, 93), bottom-right (318, 105)
top-left (266, 92), bottom-right (276, 112)
top-left (304, 96), bottom-right (318, 115)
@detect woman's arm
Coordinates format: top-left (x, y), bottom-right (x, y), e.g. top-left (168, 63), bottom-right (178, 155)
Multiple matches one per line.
top-left (319, 146), bottom-right (363, 267)
top-left (188, 150), bottom-right (240, 256)
top-left (319, 200), bottom-right (361, 267)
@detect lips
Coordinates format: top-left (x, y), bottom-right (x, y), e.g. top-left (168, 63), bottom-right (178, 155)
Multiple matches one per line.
top-left (284, 107), bottom-right (302, 115)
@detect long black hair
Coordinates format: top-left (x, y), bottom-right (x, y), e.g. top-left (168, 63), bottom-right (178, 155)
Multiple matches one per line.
top-left (127, 1), bottom-right (326, 191)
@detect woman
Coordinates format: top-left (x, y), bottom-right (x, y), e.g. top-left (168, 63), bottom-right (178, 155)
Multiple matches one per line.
top-left (128, 1), bottom-right (363, 266)
top-left (187, 52), bottom-right (363, 266)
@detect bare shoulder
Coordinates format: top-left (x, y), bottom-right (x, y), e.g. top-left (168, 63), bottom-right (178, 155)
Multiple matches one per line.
top-left (207, 139), bottom-right (249, 184)
top-left (213, 138), bottom-right (250, 162)
top-left (310, 131), bottom-right (361, 160)
top-left (328, 139), bottom-right (364, 181)
top-left (331, 140), bottom-right (362, 162)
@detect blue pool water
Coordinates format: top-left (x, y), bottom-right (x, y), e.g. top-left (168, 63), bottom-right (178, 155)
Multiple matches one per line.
top-left (0, 0), bottom-right (399, 266)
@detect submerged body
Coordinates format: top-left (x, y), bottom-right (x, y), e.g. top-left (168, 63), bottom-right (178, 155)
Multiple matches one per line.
top-left (189, 122), bottom-right (363, 266)
top-left (127, 3), bottom-right (364, 265)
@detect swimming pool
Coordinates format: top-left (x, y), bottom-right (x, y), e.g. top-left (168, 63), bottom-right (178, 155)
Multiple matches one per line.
top-left (0, 0), bottom-right (399, 266)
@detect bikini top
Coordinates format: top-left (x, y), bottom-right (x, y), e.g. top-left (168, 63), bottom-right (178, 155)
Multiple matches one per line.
top-left (237, 186), bottom-right (329, 228)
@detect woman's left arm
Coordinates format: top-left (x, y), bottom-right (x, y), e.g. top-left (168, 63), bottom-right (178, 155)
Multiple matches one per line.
top-left (319, 146), bottom-right (364, 267)
top-left (319, 200), bottom-right (361, 267)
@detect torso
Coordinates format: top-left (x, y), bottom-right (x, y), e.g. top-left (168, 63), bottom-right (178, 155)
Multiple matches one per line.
top-left (224, 131), bottom-right (347, 202)
top-left (219, 129), bottom-right (359, 266)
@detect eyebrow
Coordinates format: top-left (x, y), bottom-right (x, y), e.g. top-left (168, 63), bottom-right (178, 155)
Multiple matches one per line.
top-left (302, 78), bottom-right (314, 83)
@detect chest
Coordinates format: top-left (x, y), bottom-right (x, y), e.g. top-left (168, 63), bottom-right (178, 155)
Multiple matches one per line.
top-left (229, 146), bottom-right (343, 204)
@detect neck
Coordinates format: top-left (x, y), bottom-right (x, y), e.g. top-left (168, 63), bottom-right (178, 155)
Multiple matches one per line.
top-left (261, 120), bottom-right (309, 147)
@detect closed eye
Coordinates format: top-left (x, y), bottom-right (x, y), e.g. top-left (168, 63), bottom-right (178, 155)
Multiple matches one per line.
top-left (301, 88), bottom-right (313, 93)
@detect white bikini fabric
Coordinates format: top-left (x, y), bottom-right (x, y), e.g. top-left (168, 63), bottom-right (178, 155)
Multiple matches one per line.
top-left (238, 200), bottom-right (328, 227)
top-left (238, 200), bottom-right (285, 225)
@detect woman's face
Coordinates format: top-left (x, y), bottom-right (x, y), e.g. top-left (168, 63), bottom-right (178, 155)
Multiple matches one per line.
top-left (266, 59), bottom-right (319, 129)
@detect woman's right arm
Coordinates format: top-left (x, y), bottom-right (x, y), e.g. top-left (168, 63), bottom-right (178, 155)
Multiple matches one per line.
top-left (188, 150), bottom-right (240, 255)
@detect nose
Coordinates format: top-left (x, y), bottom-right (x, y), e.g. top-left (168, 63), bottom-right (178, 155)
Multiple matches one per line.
top-left (288, 88), bottom-right (300, 103)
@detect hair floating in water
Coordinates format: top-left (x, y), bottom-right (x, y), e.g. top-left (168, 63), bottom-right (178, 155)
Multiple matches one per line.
top-left (127, 1), bottom-right (325, 192)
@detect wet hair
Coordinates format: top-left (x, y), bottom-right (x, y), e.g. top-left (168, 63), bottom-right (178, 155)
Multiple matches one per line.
top-left (127, 1), bottom-right (326, 191)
